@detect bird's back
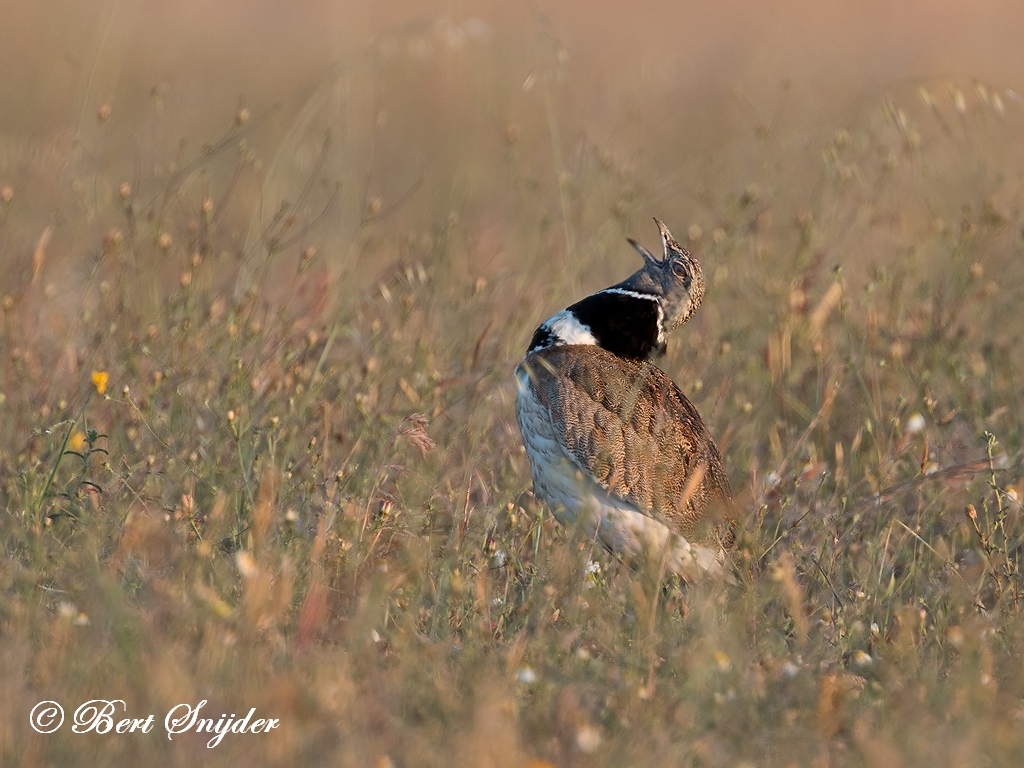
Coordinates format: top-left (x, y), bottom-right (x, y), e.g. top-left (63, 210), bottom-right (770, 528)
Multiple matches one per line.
top-left (517, 344), bottom-right (733, 549)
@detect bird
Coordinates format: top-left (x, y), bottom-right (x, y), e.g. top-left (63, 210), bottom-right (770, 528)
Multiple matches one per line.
top-left (514, 218), bottom-right (734, 581)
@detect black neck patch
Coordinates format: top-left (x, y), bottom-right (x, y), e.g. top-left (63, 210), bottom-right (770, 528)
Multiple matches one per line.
top-left (566, 290), bottom-right (662, 360)
top-left (527, 325), bottom-right (557, 352)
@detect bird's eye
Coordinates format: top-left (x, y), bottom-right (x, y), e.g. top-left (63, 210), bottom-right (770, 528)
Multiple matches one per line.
top-left (670, 258), bottom-right (692, 289)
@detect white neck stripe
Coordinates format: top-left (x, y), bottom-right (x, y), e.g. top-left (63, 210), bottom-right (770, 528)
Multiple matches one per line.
top-left (598, 287), bottom-right (659, 302)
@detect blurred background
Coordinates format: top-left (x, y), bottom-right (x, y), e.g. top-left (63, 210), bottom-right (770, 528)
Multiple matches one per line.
top-left (3, 0), bottom-right (1022, 289)
top-left (6, 0), bottom-right (1024, 131)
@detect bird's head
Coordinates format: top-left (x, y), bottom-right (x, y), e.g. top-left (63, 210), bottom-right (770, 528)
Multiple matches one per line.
top-left (618, 218), bottom-right (706, 333)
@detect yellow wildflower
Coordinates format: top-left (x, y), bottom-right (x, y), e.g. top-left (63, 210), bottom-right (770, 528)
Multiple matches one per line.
top-left (68, 430), bottom-right (87, 453)
top-left (91, 370), bottom-right (109, 394)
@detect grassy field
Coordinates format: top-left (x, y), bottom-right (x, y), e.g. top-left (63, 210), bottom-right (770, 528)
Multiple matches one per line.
top-left (3, 7), bottom-right (1024, 767)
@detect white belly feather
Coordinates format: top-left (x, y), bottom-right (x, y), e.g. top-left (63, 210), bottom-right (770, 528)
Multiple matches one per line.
top-left (514, 366), bottom-right (724, 580)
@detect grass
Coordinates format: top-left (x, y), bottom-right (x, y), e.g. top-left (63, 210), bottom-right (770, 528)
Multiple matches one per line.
top-left (2, 16), bottom-right (1024, 767)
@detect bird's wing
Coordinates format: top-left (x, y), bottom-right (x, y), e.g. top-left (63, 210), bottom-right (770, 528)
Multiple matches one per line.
top-left (519, 345), bottom-right (732, 543)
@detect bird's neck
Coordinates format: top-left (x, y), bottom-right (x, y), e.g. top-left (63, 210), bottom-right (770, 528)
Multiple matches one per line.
top-left (528, 288), bottom-right (666, 360)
